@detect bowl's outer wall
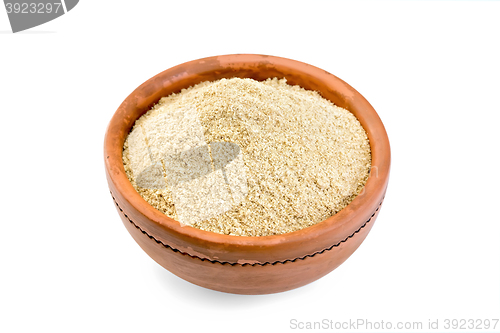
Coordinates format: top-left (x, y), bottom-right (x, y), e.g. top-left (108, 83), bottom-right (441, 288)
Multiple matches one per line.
top-left (114, 195), bottom-right (380, 294)
top-left (104, 54), bottom-right (390, 294)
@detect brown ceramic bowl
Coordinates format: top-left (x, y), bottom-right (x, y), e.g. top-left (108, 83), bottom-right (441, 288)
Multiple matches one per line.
top-left (104, 54), bottom-right (390, 295)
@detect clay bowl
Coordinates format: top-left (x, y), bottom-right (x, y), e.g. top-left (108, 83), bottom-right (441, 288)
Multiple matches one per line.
top-left (104, 54), bottom-right (390, 295)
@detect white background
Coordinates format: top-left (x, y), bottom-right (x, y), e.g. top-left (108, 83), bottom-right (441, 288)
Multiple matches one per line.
top-left (1, 1), bottom-right (499, 332)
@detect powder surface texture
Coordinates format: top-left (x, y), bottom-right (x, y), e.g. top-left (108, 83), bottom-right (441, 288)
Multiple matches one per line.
top-left (123, 78), bottom-right (371, 236)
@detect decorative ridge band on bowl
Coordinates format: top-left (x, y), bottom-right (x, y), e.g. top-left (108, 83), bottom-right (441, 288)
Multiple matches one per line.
top-left (111, 191), bottom-right (383, 266)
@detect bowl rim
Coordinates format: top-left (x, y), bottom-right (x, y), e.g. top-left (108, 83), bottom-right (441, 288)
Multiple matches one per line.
top-left (104, 54), bottom-right (390, 262)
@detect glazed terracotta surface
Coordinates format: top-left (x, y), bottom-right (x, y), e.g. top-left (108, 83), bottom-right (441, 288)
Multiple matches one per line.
top-left (104, 54), bottom-right (390, 294)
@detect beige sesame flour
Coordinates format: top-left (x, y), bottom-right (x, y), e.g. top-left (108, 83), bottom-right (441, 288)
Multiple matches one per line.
top-left (122, 78), bottom-right (371, 236)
